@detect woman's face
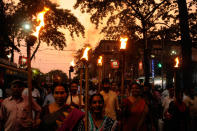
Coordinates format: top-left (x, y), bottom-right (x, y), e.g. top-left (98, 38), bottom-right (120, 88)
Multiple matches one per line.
top-left (90, 96), bottom-right (104, 114)
top-left (53, 85), bottom-right (67, 105)
top-left (131, 84), bottom-right (141, 97)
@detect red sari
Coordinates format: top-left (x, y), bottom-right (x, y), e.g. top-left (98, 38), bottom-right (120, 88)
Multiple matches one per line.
top-left (122, 97), bottom-right (148, 131)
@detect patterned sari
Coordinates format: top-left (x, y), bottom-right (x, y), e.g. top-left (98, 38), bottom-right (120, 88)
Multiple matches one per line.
top-left (88, 112), bottom-right (118, 131)
top-left (41, 104), bottom-right (84, 131)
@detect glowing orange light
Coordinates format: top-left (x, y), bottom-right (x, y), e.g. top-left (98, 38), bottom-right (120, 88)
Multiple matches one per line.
top-left (174, 57), bottom-right (180, 68)
top-left (70, 60), bottom-right (75, 66)
top-left (97, 56), bottom-right (103, 66)
top-left (81, 47), bottom-right (91, 61)
top-left (32, 7), bottom-right (50, 38)
top-left (139, 61), bottom-right (143, 70)
top-left (120, 37), bottom-right (128, 49)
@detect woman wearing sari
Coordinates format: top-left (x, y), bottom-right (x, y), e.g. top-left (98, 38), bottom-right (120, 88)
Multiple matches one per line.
top-left (88, 93), bottom-right (118, 131)
top-left (40, 85), bottom-right (84, 131)
top-left (122, 83), bottom-right (148, 131)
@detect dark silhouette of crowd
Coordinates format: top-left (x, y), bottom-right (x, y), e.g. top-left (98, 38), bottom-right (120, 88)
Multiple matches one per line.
top-left (0, 78), bottom-right (196, 131)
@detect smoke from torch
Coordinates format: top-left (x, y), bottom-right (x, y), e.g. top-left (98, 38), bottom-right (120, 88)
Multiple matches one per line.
top-left (32, 7), bottom-right (50, 38)
top-left (81, 47), bottom-right (91, 61)
top-left (174, 57), bottom-right (180, 68)
top-left (120, 37), bottom-right (128, 49)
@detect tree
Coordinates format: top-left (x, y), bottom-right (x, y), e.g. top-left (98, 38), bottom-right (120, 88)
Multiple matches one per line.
top-left (0, 0), bottom-right (19, 59)
top-left (177, 0), bottom-right (193, 91)
top-left (2, 0), bottom-right (85, 61)
top-left (74, 0), bottom-right (174, 85)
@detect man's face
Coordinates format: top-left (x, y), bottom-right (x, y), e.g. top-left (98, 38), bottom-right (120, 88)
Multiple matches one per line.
top-left (111, 83), bottom-right (117, 91)
top-left (169, 88), bottom-right (174, 98)
top-left (131, 84), bottom-right (141, 97)
top-left (71, 83), bottom-right (78, 94)
top-left (91, 96), bottom-right (104, 114)
top-left (53, 86), bottom-right (67, 105)
top-left (12, 84), bottom-right (24, 97)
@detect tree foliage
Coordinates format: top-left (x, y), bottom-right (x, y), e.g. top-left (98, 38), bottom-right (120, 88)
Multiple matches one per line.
top-left (1, 0), bottom-right (85, 59)
top-left (0, 0), bottom-right (19, 59)
top-left (75, 0), bottom-right (172, 40)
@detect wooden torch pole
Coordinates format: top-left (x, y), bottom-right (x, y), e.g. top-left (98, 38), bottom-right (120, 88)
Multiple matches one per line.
top-left (79, 67), bottom-right (83, 108)
top-left (85, 63), bottom-right (89, 131)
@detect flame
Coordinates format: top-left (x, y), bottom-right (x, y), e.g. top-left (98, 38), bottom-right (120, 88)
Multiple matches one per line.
top-left (174, 57), bottom-right (180, 68)
top-left (70, 60), bottom-right (75, 66)
top-left (81, 47), bottom-right (91, 61)
top-left (32, 7), bottom-right (50, 38)
top-left (97, 56), bottom-right (103, 66)
top-left (120, 37), bottom-right (128, 49)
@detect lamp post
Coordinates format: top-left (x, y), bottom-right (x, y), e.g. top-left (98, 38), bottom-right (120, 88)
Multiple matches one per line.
top-left (81, 47), bottom-right (91, 131)
top-left (97, 56), bottom-right (103, 92)
top-left (120, 37), bottom-right (128, 103)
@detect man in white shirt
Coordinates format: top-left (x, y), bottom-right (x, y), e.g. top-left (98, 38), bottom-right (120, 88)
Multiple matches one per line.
top-left (162, 88), bottom-right (174, 119)
top-left (100, 79), bottom-right (120, 120)
top-left (42, 85), bottom-right (55, 107)
top-left (66, 82), bottom-right (84, 108)
top-left (22, 81), bottom-right (40, 104)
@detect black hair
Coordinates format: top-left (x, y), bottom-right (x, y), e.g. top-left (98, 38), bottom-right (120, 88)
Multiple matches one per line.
top-left (71, 80), bottom-right (79, 85)
top-left (130, 82), bottom-right (141, 88)
top-left (53, 84), bottom-right (69, 94)
top-left (102, 78), bottom-right (110, 85)
top-left (89, 93), bottom-right (104, 105)
top-left (10, 80), bottom-right (26, 88)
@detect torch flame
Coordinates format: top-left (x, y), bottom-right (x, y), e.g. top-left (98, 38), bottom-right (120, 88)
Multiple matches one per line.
top-left (120, 37), bottom-right (128, 49)
top-left (174, 57), bottom-right (180, 68)
top-left (32, 7), bottom-right (50, 38)
top-left (97, 56), bottom-right (103, 66)
top-left (70, 60), bottom-right (75, 66)
top-left (81, 47), bottom-right (91, 61)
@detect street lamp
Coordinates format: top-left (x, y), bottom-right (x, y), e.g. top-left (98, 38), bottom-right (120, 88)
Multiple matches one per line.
top-left (120, 37), bottom-right (128, 103)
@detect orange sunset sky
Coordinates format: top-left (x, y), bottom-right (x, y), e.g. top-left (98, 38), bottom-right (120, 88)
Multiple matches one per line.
top-left (14, 0), bottom-right (104, 75)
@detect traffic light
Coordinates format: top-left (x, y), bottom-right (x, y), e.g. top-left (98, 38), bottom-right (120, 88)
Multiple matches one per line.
top-left (154, 60), bottom-right (162, 76)
top-left (157, 62), bottom-right (162, 68)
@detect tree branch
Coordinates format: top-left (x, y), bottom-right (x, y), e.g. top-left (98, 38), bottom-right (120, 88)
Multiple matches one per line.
top-left (30, 38), bottom-right (40, 61)
top-left (145, 0), bottom-right (168, 20)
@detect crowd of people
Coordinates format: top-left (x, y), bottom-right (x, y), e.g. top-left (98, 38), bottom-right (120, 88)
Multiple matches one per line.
top-left (0, 78), bottom-right (197, 131)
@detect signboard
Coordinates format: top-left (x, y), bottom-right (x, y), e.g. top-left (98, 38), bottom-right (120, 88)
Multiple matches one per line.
top-left (111, 60), bottom-right (119, 69)
top-left (19, 56), bottom-right (27, 67)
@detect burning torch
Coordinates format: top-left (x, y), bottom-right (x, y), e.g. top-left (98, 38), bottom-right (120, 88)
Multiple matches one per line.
top-left (97, 56), bottom-right (103, 92)
top-left (120, 37), bottom-right (128, 103)
top-left (26, 7), bottom-right (49, 119)
top-left (69, 60), bottom-right (75, 103)
top-left (81, 47), bottom-right (91, 131)
top-left (174, 57), bottom-right (180, 96)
